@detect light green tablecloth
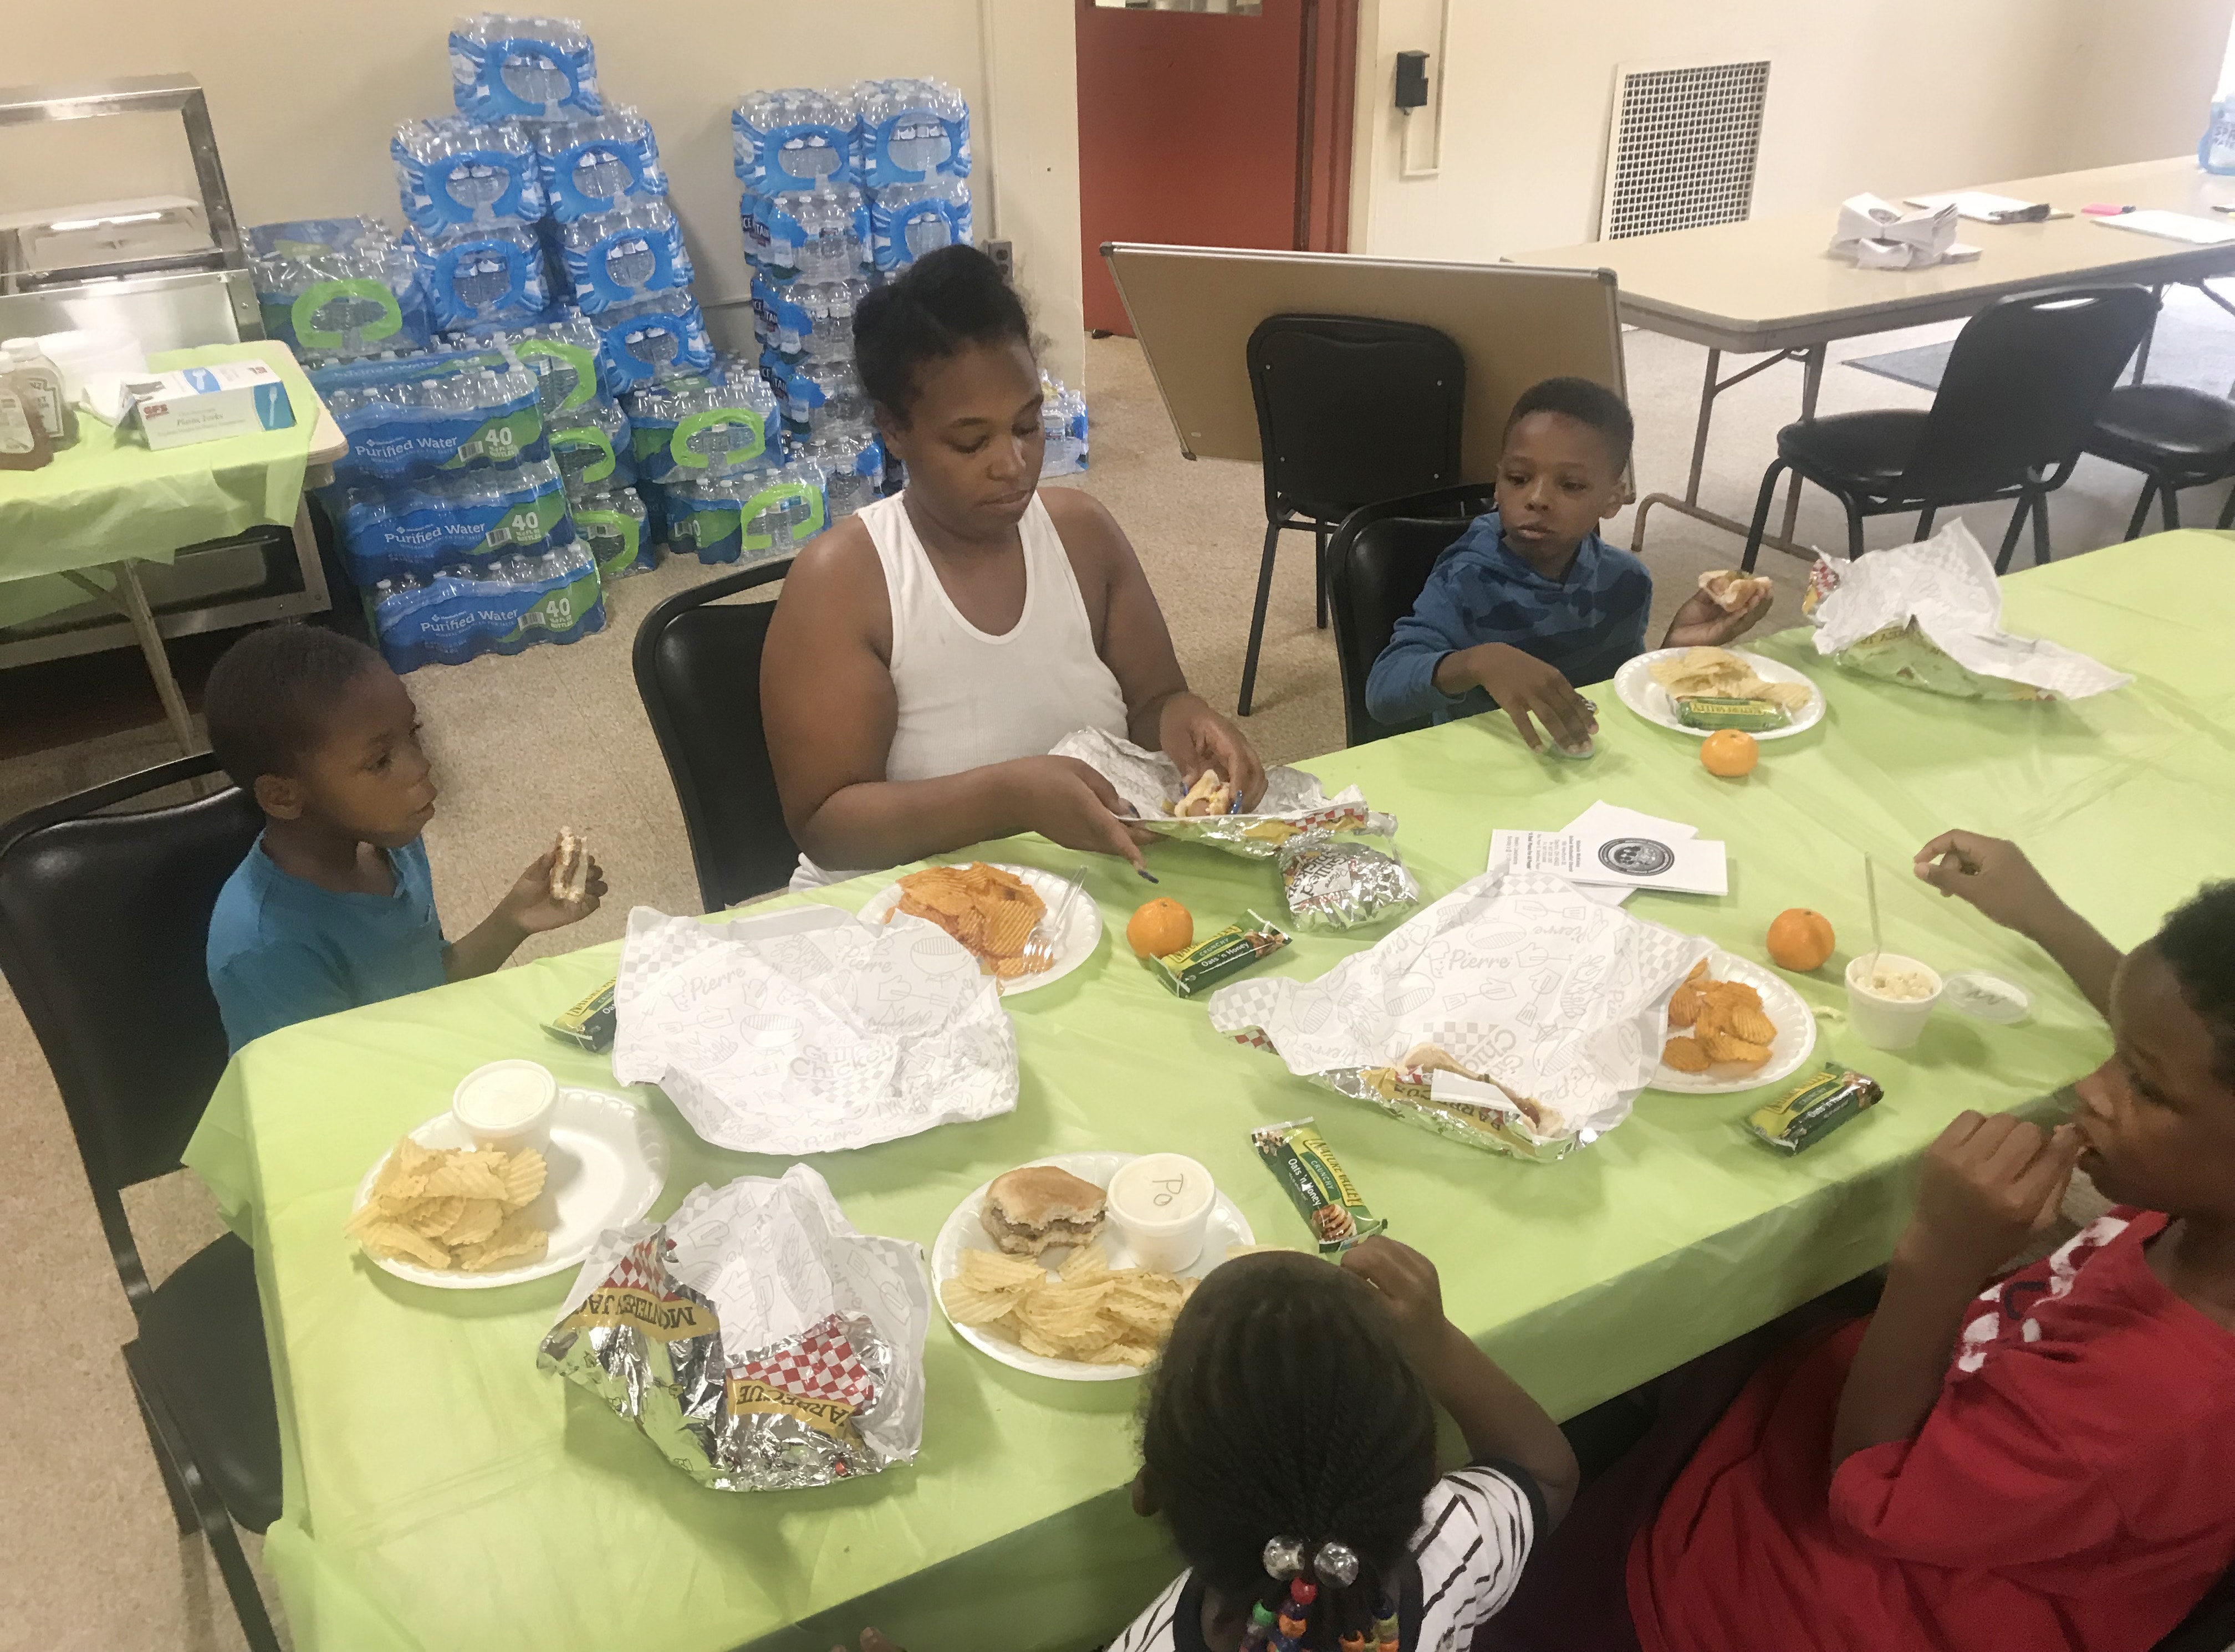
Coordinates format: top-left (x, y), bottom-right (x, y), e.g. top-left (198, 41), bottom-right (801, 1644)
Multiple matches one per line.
top-left (182, 533), bottom-right (2235, 1652)
top-left (0, 340), bottom-right (316, 628)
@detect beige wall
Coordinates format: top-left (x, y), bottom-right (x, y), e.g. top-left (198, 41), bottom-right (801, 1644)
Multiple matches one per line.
top-left (0, 0), bottom-right (1086, 385)
top-left (1351, 0), bottom-right (2235, 261)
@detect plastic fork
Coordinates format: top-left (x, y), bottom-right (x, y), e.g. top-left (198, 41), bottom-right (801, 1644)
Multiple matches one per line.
top-left (1022, 866), bottom-right (1089, 975)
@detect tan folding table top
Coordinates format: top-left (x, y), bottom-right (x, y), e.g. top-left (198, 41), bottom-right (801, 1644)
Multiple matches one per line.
top-left (1520, 157), bottom-right (2235, 353)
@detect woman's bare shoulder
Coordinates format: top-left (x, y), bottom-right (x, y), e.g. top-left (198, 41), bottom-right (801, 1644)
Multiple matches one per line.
top-left (770, 514), bottom-right (891, 649)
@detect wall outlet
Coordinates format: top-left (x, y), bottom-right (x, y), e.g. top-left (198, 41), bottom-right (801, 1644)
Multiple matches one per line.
top-left (985, 239), bottom-right (1014, 278)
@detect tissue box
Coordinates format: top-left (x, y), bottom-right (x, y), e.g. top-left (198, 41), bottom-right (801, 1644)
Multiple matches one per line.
top-left (127, 361), bottom-right (296, 450)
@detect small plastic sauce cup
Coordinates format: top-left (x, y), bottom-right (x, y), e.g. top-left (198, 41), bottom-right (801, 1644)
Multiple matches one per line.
top-left (1106, 1153), bottom-right (1216, 1273)
top-left (1844, 954), bottom-right (1943, 1051)
top-left (451, 1058), bottom-right (558, 1154)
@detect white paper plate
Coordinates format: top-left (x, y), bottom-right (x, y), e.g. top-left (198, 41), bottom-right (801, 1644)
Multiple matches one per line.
top-left (351, 1088), bottom-right (668, 1289)
top-left (1648, 951), bottom-right (1818, 1095)
top-left (858, 862), bottom-right (1103, 995)
top-left (932, 1151), bottom-right (1254, 1382)
top-left (1613, 648), bottom-right (1826, 740)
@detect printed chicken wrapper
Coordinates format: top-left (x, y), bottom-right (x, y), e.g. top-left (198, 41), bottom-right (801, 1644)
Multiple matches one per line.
top-left (1207, 869), bottom-right (1710, 1162)
top-left (612, 904), bottom-right (1017, 1154)
top-left (1805, 520), bottom-right (2131, 700)
top-left (1049, 727), bottom-right (1389, 857)
top-left (538, 1164), bottom-right (929, 1491)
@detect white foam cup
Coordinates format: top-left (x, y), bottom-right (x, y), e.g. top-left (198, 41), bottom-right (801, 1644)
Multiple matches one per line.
top-left (1844, 954), bottom-right (1943, 1051)
top-left (451, 1058), bottom-right (558, 1153)
top-left (1106, 1153), bottom-right (1216, 1273)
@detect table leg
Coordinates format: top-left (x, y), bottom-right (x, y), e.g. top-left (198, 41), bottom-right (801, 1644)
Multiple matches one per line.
top-left (110, 561), bottom-right (201, 759)
top-left (1778, 343), bottom-right (1828, 544)
top-left (2132, 286), bottom-right (2162, 385)
top-left (1630, 345), bottom-right (1819, 560)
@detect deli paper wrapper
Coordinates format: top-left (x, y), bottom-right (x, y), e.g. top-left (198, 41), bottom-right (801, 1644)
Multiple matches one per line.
top-left (539, 1164), bottom-right (928, 1490)
top-left (1207, 868), bottom-right (1710, 1159)
top-left (1049, 727), bottom-right (1383, 857)
top-left (613, 905), bottom-right (1017, 1154)
top-left (1808, 519), bottom-right (2131, 699)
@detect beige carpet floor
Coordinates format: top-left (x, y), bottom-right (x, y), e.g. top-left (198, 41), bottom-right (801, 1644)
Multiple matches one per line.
top-left (0, 314), bottom-right (2192, 1652)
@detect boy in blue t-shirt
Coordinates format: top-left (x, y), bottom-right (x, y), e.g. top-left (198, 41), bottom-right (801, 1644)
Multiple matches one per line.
top-left (202, 626), bottom-right (606, 1052)
top-left (1365, 377), bottom-right (1774, 753)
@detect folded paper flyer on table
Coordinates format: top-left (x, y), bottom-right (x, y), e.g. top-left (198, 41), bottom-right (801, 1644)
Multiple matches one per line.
top-left (1555, 802), bottom-right (1699, 907)
top-left (1489, 822), bottom-right (1727, 897)
top-left (539, 1163), bottom-right (929, 1491)
top-left (1804, 519), bottom-right (2132, 700)
top-left (1049, 727), bottom-right (1386, 856)
top-left (1208, 867), bottom-right (1711, 1161)
top-left (611, 904), bottom-right (1018, 1154)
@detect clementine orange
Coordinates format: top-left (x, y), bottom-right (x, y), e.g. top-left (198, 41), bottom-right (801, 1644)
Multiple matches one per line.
top-left (1126, 897), bottom-right (1195, 958)
top-left (1766, 908), bottom-right (1835, 972)
top-left (1700, 729), bottom-right (1759, 778)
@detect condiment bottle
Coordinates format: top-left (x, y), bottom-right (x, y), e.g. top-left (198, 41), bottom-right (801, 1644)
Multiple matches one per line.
top-left (1, 339), bottom-right (76, 449)
top-left (0, 371), bottom-right (54, 470)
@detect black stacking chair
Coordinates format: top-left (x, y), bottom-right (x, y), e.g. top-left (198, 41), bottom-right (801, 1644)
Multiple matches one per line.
top-left (2082, 383), bottom-right (2235, 539)
top-left (634, 559), bottom-right (800, 911)
top-left (1325, 483), bottom-right (1499, 747)
top-left (1740, 285), bottom-right (2160, 574)
top-left (1239, 314), bottom-right (1466, 715)
top-left (0, 753), bottom-right (282, 1652)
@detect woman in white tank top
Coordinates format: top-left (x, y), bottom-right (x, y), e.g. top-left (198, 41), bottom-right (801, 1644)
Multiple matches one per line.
top-left (762, 247), bottom-right (1264, 888)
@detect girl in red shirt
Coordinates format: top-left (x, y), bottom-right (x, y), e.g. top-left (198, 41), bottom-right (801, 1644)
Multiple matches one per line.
top-left (1487, 837), bottom-right (2235, 1652)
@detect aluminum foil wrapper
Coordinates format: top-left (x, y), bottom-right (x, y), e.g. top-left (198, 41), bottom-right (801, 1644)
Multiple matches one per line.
top-left (1277, 828), bottom-right (1420, 932)
top-left (1208, 868), bottom-right (1710, 1162)
top-left (538, 1164), bottom-right (928, 1491)
top-left (1048, 727), bottom-right (1390, 860)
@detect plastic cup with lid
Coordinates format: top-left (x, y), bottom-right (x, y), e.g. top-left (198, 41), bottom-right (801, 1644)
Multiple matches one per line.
top-left (1106, 1152), bottom-right (1216, 1273)
top-left (451, 1058), bottom-right (558, 1153)
top-left (1844, 954), bottom-right (1943, 1051)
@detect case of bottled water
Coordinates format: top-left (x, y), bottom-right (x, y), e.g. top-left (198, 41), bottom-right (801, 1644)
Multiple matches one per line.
top-left (660, 461), bottom-right (829, 565)
top-left (756, 184), bottom-right (871, 279)
top-left (312, 344), bottom-right (547, 485)
top-left (794, 429), bottom-right (885, 519)
top-left (869, 178), bottom-right (972, 273)
top-left (392, 118), bottom-right (545, 235)
top-left (854, 78), bottom-right (972, 189)
top-left (249, 219), bottom-right (433, 364)
top-left (332, 455), bottom-right (575, 584)
top-left (1040, 372), bottom-right (1089, 478)
top-left (590, 290), bottom-right (713, 390)
top-left (368, 542), bottom-right (605, 672)
top-left (624, 369), bottom-right (781, 483)
top-left (554, 202), bottom-right (693, 312)
top-left (732, 87), bottom-right (860, 193)
top-left (773, 355), bottom-right (872, 439)
top-left (451, 14), bottom-right (601, 121)
top-left (533, 108), bottom-right (668, 221)
top-left (547, 389), bottom-right (632, 492)
top-left (751, 272), bottom-right (869, 359)
top-left (569, 483), bottom-right (654, 582)
top-left (412, 222), bottom-right (553, 332)
top-left (488, 314), bottom-right (611, 412)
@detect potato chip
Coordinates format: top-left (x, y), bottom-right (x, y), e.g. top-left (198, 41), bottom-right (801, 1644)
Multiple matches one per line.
top-left (403, 1195), bottom-right (467, 1239)
top-left (946, 1241), bottom-right (1194, 1367)
top-left (956, 1249), bottom-right (1047, 1292)
top-left (348, 1138), bottom-right (548, 1273)
top-left (497, 1148), bottom-right (547, 1206)
top-left (442, 1198), bottom-right (506, 1246)
top-left (457, 1210), bottom-right (548, 1271)
top-left (1661, 1036), bottom-right (1711, 1073)
top-left (358, 1220), bottom-right (453, 1270)
top-left (1058, 1244), bottom-right (1110, 1284)
top-left (940, 1280), bottom-right (1023, 1327)
top-left (421, 1154), bottom-right (511, 1201)
top-left (1702, 1032), bottom-right (1772, 1067)
top-left (892, 862), bottom-right (1050, 976)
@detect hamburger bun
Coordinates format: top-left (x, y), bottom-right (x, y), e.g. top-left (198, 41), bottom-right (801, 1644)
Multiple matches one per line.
top-left (1697, 570), bottom-right (1773, 613)
top-left (981, 1165), bottom-right (1108, 1256)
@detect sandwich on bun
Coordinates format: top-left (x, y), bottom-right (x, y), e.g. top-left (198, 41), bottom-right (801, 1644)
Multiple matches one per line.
top-left (981, 1165), bottom-right (1108, 1256)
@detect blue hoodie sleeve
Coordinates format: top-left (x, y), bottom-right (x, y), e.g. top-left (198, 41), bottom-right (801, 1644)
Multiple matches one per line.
top-left (1366, 550), bottom-right (1484, 726)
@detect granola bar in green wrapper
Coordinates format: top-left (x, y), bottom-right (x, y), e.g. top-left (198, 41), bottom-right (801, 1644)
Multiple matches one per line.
top-left (1251, 1118), bottom-right (1386, 1255)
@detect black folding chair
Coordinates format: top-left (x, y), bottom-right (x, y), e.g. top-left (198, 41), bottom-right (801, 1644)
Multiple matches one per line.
top-left (1239, 314), bottom-right (1466, 715)
top-left (0, 753), bottom-right (282, 1652)
top-left (2082, 383), bottom-right (2235, 539)
top-left (1740, 285), bottom-right (2160, 574)
top-left (633, 559), bottom-right (800, 911)
top-left (1324, 483), bottom-right (1499, 747)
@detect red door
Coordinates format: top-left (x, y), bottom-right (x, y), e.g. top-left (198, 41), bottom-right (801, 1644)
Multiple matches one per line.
top-left (1076, 0), bottom-right (1323, 336)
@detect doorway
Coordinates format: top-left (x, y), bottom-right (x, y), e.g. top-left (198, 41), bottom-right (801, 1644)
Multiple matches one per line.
top-left (1075, 0), bottom-right (1357, 336)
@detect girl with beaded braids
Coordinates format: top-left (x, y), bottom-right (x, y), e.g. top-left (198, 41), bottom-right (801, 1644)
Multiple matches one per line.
top-left (1112, 1238), bottom-right (1578, 1652)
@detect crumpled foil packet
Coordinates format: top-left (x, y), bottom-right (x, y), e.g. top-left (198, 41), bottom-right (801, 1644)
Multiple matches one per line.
top-left (1048, 728), bottom-right (1390, 858)
top-left (612, 904), bottom-right (1017, 1154)
top-left (538, 1164), bottom-right (928, 1491)
top-left (1804, 520), bottom-right (2131, 701)
top-left (1207, 868), bottom-right (1709, 1162)
top-left (1277, 826), bottom-right (1420, 932)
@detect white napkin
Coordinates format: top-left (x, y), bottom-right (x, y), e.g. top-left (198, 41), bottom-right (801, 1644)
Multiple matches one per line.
top-left (1830, 194), bottom-right (1975, 269)
top-left (1207, 867), bottom-right (1710, 1147)
top-left (1809, 519), bottom-right (2132, 699)
top-left (611, 904), bottom-right (1018, 1154)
